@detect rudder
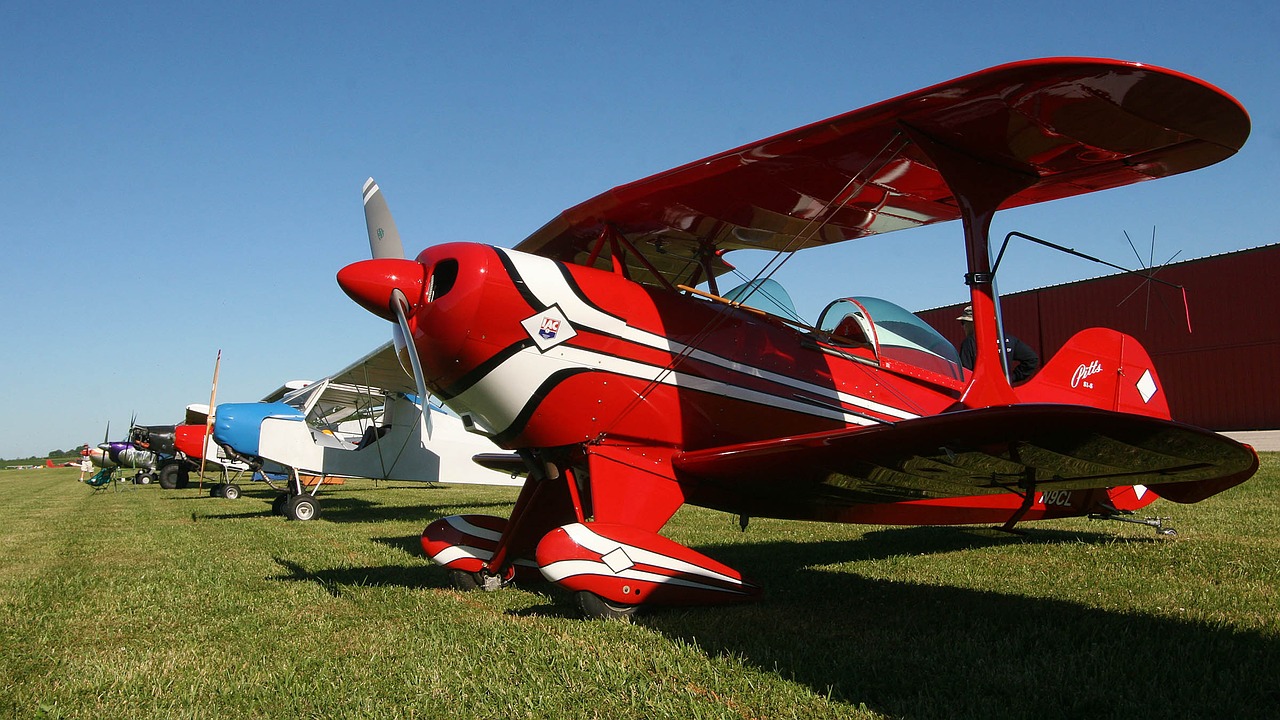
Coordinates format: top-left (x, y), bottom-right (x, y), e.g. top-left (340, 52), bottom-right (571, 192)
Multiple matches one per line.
top-left (1016, 328), bottom-right (1171, 420)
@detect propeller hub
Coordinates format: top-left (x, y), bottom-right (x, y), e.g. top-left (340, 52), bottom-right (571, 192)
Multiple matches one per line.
top-left (337, 259), bottom-right (426, 321)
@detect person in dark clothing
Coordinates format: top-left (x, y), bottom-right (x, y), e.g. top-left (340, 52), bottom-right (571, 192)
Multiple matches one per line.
top-left (956, 305), bottom-right (1040, 383)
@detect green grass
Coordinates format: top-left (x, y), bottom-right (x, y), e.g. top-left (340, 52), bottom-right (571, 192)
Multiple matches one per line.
top-left (2, 458), bottom-right (1278, 719)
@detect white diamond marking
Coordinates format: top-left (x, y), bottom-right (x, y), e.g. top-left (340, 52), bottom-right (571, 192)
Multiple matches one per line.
top-left (520, 305), bottom-right (577, 352)
top-left (601, 547), bottom-right (635, 574)
top-left (1136, 369), bottom-right (1158, 403)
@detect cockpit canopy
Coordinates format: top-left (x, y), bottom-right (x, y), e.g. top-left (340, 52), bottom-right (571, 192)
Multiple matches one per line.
top-left (718, 279), bottom-right (963, 382)
top-left (817, 297), bottom-right (963, 380)
top-left (722, 278), bottom-right (807, 325)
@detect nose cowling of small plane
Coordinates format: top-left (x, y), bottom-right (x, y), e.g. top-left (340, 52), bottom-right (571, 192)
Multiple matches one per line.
top-left (172, 424), bottom-right (207, 459)
top-left (336, 258), bottom-right (426, 321)
top-left (212, 402), bottom-right (304, 458)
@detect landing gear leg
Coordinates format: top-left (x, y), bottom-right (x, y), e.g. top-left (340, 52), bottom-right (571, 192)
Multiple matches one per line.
top-left (999, 468), bottom-right (1037, 534)
top-left (280, 467), bottom-right (322, 521)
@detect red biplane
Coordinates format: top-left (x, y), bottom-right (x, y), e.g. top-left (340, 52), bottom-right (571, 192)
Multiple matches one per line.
top-left (338, 58), bottom-right (1257, 619)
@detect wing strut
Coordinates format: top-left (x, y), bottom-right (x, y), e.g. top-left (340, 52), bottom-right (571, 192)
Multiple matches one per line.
top-left (900, 124), bottom-right (1035, 408)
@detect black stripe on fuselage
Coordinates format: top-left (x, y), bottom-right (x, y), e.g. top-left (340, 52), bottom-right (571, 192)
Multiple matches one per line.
top-left (550, 256), bottom-right (629, 325)
top-left (458, 336), bottom-right (884, 445)
top-left (489, 367), bottom-right (595, 447)
top-left (434, 338), bottom-right (537, 401)
top-left (495, 247), bottom-right (628, 326)
top-left (493, 248), bottom-right (546, 313)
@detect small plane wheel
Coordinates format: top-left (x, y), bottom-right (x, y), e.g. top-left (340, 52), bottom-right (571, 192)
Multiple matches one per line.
top-left (284, 494), bottom-right (320, 521)
top-left (271, 493), bottom-right (290, 516)
top-left (158, 464), bottom-right (181, 490)
top-left (209, 483), bottom-right (226, 498)
top-left (575, 591), bottom-right (639, 621)
top-left (222, 484), bottom-right (241, 501)
top-left (135, 472), bottom-right (154, 485)
top-left (449, 570), bottom-right (484, 591)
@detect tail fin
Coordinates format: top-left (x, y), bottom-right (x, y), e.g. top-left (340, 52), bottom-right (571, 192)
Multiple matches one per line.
top-left (45, 459), bottom-right (54, 468)
top-left (1016, 328), bottom-right (1170, 420)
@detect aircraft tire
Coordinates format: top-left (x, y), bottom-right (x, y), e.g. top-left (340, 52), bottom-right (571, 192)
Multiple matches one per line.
top-left (134, 472), bottom-right (154, 485)
top-left (449, 570), bottom-right (483, 591)
top-left (284, 494), bottom-right (320, 522)
top-left (222, 484), bottom-right (241, 501)
top-left (574, 591), bottom-right (638, 621)
top-left (209, 483), bottom-right (226, 498)
top-left (158, 463), bottom-right (181, 490)
top-left (271, 493), bottom-right (290, 516)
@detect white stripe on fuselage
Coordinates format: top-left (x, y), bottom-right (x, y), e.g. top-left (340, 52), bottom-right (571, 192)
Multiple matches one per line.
top-left (497, 249), bottom-right (918, 422)
top-left (451, 341), bottom-right (880, 436)
top-left (451, 250), bottom-right (925, 436)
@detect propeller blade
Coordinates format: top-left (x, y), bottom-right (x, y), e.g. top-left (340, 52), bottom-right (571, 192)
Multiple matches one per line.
top-left (391, 290), bottom-right (432, 436)
top-left (200, 349), bottom-right (221, 485)
top-left (363, 178), bottom-right (406, 260)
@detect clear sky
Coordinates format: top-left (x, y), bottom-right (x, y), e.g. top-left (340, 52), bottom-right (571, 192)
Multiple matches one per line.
top-left (1, 1), bottom-right (1276, 458)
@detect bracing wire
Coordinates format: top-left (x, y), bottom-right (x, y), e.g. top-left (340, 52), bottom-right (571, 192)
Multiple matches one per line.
top-left (591, 132), bottom-right (912, 442)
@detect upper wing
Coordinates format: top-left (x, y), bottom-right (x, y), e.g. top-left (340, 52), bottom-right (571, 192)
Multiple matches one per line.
top-left (515, 58), bottom-right (1248, 288)
top-left (324, 341), bottom-right (417, 396)
top-left (257, 342), bottom-right (418, 426)
top-left (673, 404), bottom-right (1258, 508)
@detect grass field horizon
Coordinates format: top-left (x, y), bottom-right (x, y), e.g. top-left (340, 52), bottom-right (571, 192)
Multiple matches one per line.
top-left (2, 459), bottom-right (1277, 719)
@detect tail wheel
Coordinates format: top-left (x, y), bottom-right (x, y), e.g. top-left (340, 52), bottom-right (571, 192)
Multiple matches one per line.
top-left (575, 591), bottom-right (638, 621)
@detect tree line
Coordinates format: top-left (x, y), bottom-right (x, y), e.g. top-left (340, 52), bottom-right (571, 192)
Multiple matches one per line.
top-left (1, 449), bottom-right (82, 463)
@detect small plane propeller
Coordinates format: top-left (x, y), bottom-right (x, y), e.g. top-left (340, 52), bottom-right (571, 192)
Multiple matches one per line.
top-left (362, 177), bottom-right (406, 261)
top-left (199, 349), bottom-right (221, 488)
top-left (361, 178), bottom-right (432, 435)
top-left (98, 420), bottom-right (111, 459)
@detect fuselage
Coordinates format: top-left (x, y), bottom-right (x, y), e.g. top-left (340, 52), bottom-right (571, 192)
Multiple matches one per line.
top-left (88, 442), bottom-right (156, 470)
top-left (404, 242), bottom-right (963, 453)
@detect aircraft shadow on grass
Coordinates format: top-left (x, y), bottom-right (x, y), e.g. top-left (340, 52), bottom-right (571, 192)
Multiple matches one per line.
top-left (270, 557), bottom-right (439, 595)
top-left (630, 527), bottom-right (1280, 719)
top-left (179, 486), bottom-right (514, 525)
top-left (268, 523), bottom-right (1279, 717)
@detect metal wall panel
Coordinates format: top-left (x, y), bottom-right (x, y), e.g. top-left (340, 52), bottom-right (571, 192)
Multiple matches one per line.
top-left (917, 245), bottom-right (1280, 430)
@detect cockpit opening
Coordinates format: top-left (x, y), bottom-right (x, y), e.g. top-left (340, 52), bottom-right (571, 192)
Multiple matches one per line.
top-left (816, 297), bottom-right (963, 380)
top-left (708, 279), bottom-right (964, 382)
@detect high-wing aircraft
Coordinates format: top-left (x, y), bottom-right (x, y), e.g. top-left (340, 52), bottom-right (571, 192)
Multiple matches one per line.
top-left (131, 409), bottom-right (252, 489)
top-left (338, 58), bottom-right (1259, 619)
top-left (211, 340), bottom-right (522, 520)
